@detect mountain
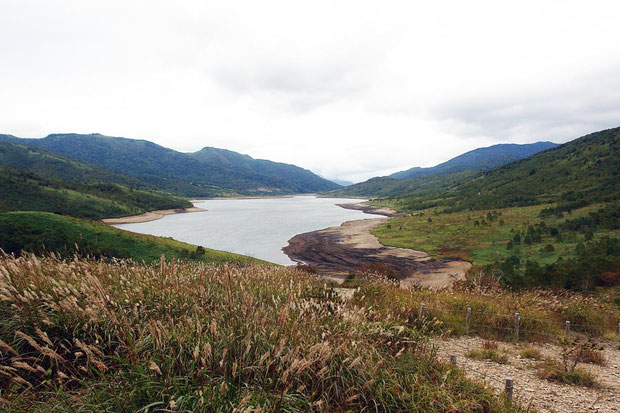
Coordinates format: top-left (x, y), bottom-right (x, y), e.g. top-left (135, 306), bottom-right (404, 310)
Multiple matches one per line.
top-left (0, 133), bottom-right (340, 196)
top-left (439, 127), bottom-right (619, 212)
top-left (330, 127), bottom-right (618, 213)
top-left (390, 141), bottom-right (558, 179)
top-left (188, 146), bottom-right (339, 193)
top-left (329, 178), bottom-right (354, 186)
top-left (0, 140), bottom-right (172, 189)
top-left (329, 141), bottom-right (558, 199)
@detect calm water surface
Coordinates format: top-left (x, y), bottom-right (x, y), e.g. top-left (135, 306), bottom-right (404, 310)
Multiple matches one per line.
top-left (114, 196), bottom-right (372, 265)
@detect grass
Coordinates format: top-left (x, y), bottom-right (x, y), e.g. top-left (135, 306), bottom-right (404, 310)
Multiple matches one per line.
top-left (519, 347), bottom-right (543, 360)
top-left (536, 360), bottom-right (599, 388)
top-left (346, 274), bottom-right (620, 341)
top-left (466, 349), bottom-right (509, 364)
top-left (371, 203), bottom-right (618, 266)
top-left (0, 254), bottom-right (522, 412)
top-left (0, 211), bottom-right (268, 265)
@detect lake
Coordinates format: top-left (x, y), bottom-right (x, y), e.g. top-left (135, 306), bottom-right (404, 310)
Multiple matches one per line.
top-left (114, 196), bottom-right (372, 265)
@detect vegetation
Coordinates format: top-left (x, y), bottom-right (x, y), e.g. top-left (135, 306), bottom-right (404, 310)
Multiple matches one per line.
top-left (0, 133), bottom-right (340, 197)
top-left (331, 127), bottom-right (619, 214)
top-left (0, 167), bottom-right (191, 219)
top-left (533, 339), bottom-right (602, 388)
top-left (519, 347), bottom-right (543, 360)
top-left (390, 141), bottom-right (557, 179)
top-left (535, 360), bottom-right (598, 387)
top-left (348, 274), bottom-right (619, 340)
top-left (372, 203), bottom-right (619, 290)
top-left (0, 255), bottom-right (520, 412)
top-left (0, 212), bottom-right (263, 264)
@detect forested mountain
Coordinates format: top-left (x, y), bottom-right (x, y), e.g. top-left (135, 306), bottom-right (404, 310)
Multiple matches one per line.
top-left (438, 126), bottom-right (619, 211)
top-left (390, 141), bottom-right (558, 179)
top-left (0, 133), bottom-right (340, 196)
top-left (330, 127), bottom-right (619, 212)
top-left (0, 140), bottom-right (149, 187)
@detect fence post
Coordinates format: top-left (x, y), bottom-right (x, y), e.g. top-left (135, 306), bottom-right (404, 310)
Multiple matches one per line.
top-left (419, 303), bottom-right (425, 319)
top-left (514, 312), bottom-right (520, 341)
top-left (565, 321), bottom-right (570, 335)
top-left (465, 307), bottom-right (471, 335)
top-left (505, 377), bottom-right (514, 401)
top-left (450, 354), bottom-right (457, 366)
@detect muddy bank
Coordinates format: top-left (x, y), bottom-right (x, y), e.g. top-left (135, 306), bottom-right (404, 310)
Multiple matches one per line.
top-left (102, 207), bottom-right (206, 225)
top-left (283, 217), bottom-right (470, 289)
top-left (336, 202), bottom-right (409, 217)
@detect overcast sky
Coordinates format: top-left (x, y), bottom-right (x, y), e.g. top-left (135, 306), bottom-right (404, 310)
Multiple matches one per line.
top-left (2, 1), bottom-right (620, 182)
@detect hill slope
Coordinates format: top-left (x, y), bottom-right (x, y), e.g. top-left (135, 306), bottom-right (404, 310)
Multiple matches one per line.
top-left (390, 141), bottom-right (558, 179)
top-left (0, 133), bottom-right (340, 196)
top-left (0, 167), bottom-right (191, 219)
top-left (0, 211), bottom-right (263, 264)
top-left (438, 127), bottom-right (619, 211)
top-left (0, 140), bottom-right (149, 187)
top-left (331, 141), bottom-right (558, 199)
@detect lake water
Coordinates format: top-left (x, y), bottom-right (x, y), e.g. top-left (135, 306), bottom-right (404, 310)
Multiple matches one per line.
top-left (114, 196), bottom-right (372, 265)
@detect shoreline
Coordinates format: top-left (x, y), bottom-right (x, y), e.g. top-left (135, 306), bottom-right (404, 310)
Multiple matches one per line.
top-left (102, 207), bottom-right (207, 225)
top-left (283, 204), bottom-right (470, 289)
top-left (336, 202), bottom-right (409, 217)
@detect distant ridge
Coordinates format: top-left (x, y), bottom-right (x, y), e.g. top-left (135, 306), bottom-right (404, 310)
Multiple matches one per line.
top-left (390, 141), bottom-right (558, 179)
top-left (0, 133), bottom-right (340, 196)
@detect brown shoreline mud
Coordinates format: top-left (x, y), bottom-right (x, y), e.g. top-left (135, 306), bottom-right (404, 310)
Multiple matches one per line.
top-left (101, 207), bottom-right (206, 225)
top-left (283, 203), bottom-right (471, 289)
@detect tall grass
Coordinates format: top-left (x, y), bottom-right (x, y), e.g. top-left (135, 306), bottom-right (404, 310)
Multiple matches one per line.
top-left (349, 273), bottom-right (620, 342)
top-left (0, 254), bottom-right (519, 412)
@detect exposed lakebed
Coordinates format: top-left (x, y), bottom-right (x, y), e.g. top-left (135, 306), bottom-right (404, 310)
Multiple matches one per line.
top-left (113, 196), bottom-right (373, 265)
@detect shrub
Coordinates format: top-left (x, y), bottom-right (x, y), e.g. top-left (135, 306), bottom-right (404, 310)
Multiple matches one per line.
top-left (536, 360), bottom-right (598, 387)
top-left (519, 347), bottom-right (543, 360)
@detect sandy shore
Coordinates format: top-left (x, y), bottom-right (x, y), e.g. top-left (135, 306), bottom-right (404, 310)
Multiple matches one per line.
top-left (336, 202), bottom-right (409, 217)
top-left (102, 207), bottom-right (206, 225)
top-left (283, 207), bottom-right (470, 289)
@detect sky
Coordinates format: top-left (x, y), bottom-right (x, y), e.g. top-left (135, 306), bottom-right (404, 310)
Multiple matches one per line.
top-left (1, 1), bottom-right (620, 183)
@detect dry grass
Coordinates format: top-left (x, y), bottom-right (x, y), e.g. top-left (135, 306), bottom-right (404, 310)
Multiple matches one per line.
top-left (536, 359), bottom-right (599, 388)
top-left (348, 272), bottom-right (620, 342)
top-left (0, 253), bottom-right (520, 412)
top-left (519, 347), bottom-right (543, 360)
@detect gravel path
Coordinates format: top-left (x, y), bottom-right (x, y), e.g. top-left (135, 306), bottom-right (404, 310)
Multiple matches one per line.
top-left (433, 336), bottom-right (620, 412)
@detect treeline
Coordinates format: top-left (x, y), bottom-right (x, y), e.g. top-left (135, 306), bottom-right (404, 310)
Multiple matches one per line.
top-left (492, 204), bottom-right (619, 290)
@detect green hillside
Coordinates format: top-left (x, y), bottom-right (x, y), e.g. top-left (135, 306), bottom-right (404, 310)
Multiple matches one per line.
top-left (0, 133), bottom-right (340, 196)
top-left (334, 127), bottom-right (619, 213)
top-left (390, 141), bottom-right (558, 179)
top-left (437, 127), bottom-right (619, 212)
top-left (0, 140), bottom-right (148, 187)
top-left (0, 211), bottom-right (265, 264)
top-left (0, 167), bottom-right (191, 219)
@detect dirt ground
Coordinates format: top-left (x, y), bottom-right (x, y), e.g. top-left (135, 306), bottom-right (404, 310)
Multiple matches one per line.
top-left (283, 214), bottom-right (471, 289)
top-left (433, 336), bottom-right (620, 413)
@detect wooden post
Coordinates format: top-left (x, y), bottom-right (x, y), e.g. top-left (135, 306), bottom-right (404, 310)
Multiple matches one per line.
top-left (465, 307), bottom-right (471, 335)
top-left (450, 354), bottom-right (457, 365)
top-left (419, 303), bottom-right (425, 319)
top-left (565, 321), bottom-right (570, 335)
top-left (514, 312), bottom-right (520, 341)
top-left (505, 377), bottom-right (514, 401)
